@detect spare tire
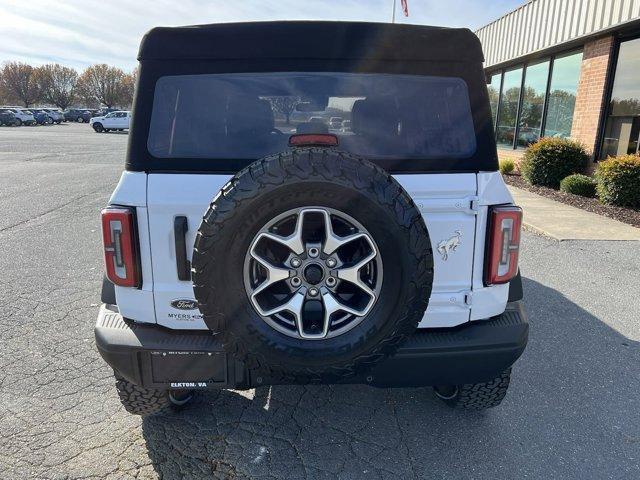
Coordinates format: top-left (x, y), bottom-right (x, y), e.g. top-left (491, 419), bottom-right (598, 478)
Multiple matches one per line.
top-left (192, 148), bottom-right (433, 382)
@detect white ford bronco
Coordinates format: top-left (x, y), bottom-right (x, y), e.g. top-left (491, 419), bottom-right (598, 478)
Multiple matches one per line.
top-left (95, 21), bottom-right (528, 416)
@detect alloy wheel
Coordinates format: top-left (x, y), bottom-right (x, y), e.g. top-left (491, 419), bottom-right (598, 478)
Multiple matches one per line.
top-left (243, 207), bottom-right (383, 340)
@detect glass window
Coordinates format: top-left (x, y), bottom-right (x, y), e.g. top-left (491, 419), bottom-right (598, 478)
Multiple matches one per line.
top-left (148, 72), bottom-right (477, 161)
top-left (601, 37), bottom-right (640, 158)
top-left (496, 67), bottom-right (523, 147)
top-left (517, 60), bottom-right (549, 148)
top-left (487, 72), bottom-right (501, 129)
top-left (544, 51), bottom-right (582, 138)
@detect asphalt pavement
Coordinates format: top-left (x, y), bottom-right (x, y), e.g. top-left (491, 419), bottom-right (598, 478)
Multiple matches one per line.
top-left (0, 123), bottom-right (638, 479)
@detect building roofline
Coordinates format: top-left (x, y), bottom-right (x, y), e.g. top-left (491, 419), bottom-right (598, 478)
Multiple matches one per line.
top-left (483, 17), bottom-right (640, 71)
top-left (474, 0), bottom-right (534, 34)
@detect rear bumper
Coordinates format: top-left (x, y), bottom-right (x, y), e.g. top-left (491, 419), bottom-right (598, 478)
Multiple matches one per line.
top-left (95, 302), bottom-right (528, 390)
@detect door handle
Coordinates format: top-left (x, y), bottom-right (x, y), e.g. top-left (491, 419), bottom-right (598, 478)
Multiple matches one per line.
top-left (174, 216), bottom-right (191, 281)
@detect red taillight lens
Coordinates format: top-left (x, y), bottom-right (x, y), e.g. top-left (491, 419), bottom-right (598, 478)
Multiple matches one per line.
top-left (485, 206), bottom-right (522, 285)
top-left (289, 134), bottom-right (339, 146)
top-left (101, 207), bottom-right (141, 288)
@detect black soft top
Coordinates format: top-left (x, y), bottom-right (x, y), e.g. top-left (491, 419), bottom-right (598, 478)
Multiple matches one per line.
top-left (138, 21), bottom-right (484, 63)
top-left (129, 21), bottom-right (498, 174)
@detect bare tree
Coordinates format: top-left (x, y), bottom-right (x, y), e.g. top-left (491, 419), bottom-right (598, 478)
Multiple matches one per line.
top-left (35, 64), bottom-right (78, 110)
top-left (0, 62), bottom-right (41, 107)
top-left (269, 96), bottom-right (300, 124)
top-left (119, 67), bottom-right (138, 109)
top-left (0, 83), bottom-right (15, 105)
top-left (76, 64), bottom-right (127, 108)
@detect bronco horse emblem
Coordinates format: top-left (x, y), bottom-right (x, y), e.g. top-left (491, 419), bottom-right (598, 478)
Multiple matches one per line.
top-left (437, 230), bottom-right (462, 261)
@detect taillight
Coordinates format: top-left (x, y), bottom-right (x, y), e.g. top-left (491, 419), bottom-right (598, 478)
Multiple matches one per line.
top-left (485, 205), bottom-right (522, 285)
top-left (101, 207), bottom-right (141, 288)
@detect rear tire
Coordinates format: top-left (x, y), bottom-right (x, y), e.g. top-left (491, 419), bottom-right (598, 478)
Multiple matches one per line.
top-left (114, 375), bottom-right (194, 416)
top-left (15, 119), bottom-right (22, 126)
top-left (93, 123), bottom-right (104, 133)
top-left (434, 369), bottom-right (512, 410)
top-left (193, 148), bottom-right (433, 382)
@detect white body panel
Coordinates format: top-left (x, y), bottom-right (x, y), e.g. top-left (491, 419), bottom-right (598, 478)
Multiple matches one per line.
top-left (109, 170), bottom-right (514, 330)
top-left (470, 171), bottom-right (514, 320)
top-left (147, 174), bottom-right (231, 329)
top-left (109, 172), bottom-right (155, 323)
top-left (91, 111), bottom-right (131, 129)
top-left (394, 174), bottom-right (477, 328)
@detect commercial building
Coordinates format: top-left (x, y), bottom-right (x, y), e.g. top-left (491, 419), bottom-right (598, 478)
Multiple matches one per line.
top-left (475, 0), bottom-right (640, 165)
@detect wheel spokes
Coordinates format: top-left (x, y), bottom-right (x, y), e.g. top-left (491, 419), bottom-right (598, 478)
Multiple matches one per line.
top-left (256, 210), bottom-right (308, 255)
top-left (249, 249), bottom-right (291, 296)
top-left (320, 288), bottom-right (368, 332)
top-left (321, 209), bottom-right (368, 255)
top-left (335, 250), bottom-right (376, 294)
top-left (245, 206), bottom-right (381, 340)
top-left (258, 288), bottom-right (306, 325)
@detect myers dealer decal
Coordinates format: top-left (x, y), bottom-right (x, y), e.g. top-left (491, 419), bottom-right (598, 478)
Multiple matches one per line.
top-left (168, 299), bottom-right (203, 321)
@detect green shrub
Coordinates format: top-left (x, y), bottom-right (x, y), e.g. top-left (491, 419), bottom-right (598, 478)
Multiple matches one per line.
top-left (520, 138), bottom-right (589, 188)
top-left (595, 155), bottom-right (640, 209)
top-left (559, 174), bottom-right (597, 197)
top-left (499, 158), bottom-right (515, 175)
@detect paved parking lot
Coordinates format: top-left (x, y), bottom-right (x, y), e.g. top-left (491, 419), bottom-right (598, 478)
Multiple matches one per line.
top-left (0, 123), bottom-right (639, 479)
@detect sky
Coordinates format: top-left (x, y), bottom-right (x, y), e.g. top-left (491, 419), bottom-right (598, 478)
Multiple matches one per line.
top-left (0, 0), bottom-right (523, 71)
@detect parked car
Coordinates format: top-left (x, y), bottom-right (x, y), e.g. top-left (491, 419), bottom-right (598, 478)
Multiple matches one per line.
top-left (3, 108), bottom-right (36, 126)
top-left (30, 110), bottom-right (54, 125)
top-left (328, 116), bottom-right (343, 129)
top-left (0, 109), bottom-right (18, 126)
top-left (100, 107), bottom-right (119, 115)
top-left (95, 22), bottom-right (527, 417)
top-left (64, 109), bottom-right (93, 123)
top-left (90, 110), bottom-right (131, 132)
top-left (40, 108), bottom-right (64, 124)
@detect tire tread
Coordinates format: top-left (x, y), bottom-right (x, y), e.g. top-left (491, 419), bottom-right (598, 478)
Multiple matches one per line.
top-left (192, 148), bottom-right (434, 383)
top-left (437, 369), bottom-right (512, 410)
top-left (114, 375), bottom-right (169, 417)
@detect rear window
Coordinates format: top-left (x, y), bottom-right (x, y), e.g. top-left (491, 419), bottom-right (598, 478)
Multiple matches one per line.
top-left (147, 72), bottom-right (476, 161)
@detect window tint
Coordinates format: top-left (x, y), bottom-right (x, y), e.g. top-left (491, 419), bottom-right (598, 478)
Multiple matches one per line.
top-left (544, 51), bottom-right (582, 138)
top-left (518, 60), bottom-right (549, 148)
top-left (496, 67), bottom-right (523, 147)
top-left (601, 37), bottom-right (640, 158)
top-left (147, 72), bottom-right (477, 161)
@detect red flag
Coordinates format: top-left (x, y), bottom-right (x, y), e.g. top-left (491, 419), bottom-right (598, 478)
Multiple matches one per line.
top-left (401, 0), bottom-right (409, 16)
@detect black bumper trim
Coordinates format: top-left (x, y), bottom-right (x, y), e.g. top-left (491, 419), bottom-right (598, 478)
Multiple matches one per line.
top-left (95, 302), bottom-right (528, 389)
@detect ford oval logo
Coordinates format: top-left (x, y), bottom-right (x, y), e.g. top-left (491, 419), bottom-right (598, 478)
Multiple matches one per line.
top-left (171, 299), bottom-right (198, 310)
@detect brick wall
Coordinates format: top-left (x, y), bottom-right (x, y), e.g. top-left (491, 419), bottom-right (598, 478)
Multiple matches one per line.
top-left (571, 35), bottom-right (615, 160)
top-left (497, 148), bottom-right (525, 168)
